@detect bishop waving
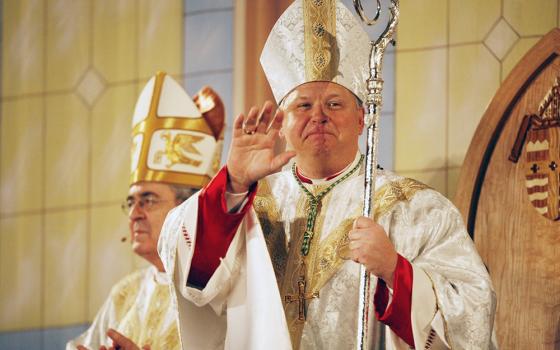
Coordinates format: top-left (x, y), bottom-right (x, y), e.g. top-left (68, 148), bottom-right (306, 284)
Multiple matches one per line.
top-left (158, 1), bottom-right (497, 349)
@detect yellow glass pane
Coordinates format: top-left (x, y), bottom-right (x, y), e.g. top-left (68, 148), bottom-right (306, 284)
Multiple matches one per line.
top-left (449, 44), bottom-right (500, 167)
top-left (502, 37), bottom-right (541, 81)
top-left (504, 0), bottom-right (557, 36)
top-left (395, 49), bottom-right (447, 171)
top-left (44, 209), bottom-right (87, 326)
top-left (398, 0), bottom-right (447, 50)
top-left (93, 0), bottom-right (137, 83)
top-left (2, 0), bottom-right (45, 96)
top-left (449, 0), bottom-right (500, 44)
top-left (138, 0), bottom-right (183, 77)
top-left (45, 0), bottom-right (89, 91)
top-left (45, 93), bottom-right (89, 208)
top-left (447, 167), bottom-right (462, 203)
top-left (91, 85), bottom-right (136, 203)
top-left (88, 204), bottom-right (134, 320)
top-left (0, 97), bottom-right (44, 214)
top-left (484, 19), bottom-right (519, 61)
top-left (0, 214), bottom-right (42, 331)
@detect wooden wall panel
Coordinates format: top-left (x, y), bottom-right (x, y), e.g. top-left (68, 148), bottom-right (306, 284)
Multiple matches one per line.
top-left (456, 28), bottom-right (560, 349)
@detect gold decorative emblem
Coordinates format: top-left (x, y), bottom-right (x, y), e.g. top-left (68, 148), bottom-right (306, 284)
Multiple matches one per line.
top-left (510, 77), bottom-right (560, 221)
top-left (130, 72), bottom-right (225, 187)
top-left (154, 132), bottom-right (204, 168)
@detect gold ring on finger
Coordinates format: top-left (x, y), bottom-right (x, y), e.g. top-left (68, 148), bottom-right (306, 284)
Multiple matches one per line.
top-left (243, 127), bottom-right (255, 135)
top-left (242, 121), bottom-right (256, 135)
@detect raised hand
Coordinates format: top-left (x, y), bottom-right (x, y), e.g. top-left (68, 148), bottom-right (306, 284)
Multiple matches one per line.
top-left (226, 101), bottom-right (296, 193)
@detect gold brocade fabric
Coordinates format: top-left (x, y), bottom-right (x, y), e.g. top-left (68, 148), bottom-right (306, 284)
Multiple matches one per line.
top-left (303, 0), bottom-right (338, 82)
top-left (254, 180), bottom-right (288, 286)
top-left (79, 268), bottom-right (180, 349)
top-left (254, 176), bottom-right (429, 349)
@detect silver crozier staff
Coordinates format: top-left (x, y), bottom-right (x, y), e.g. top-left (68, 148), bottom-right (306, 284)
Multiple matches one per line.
top-left (353, 1), bottom-right (399, 349)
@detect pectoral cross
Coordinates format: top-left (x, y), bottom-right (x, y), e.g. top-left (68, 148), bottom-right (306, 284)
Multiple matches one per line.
top-left (284, 274), bottom-right (319, 321)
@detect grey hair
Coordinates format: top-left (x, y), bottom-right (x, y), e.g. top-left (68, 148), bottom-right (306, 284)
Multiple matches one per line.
top-left (168, 184), bottom-right (197, 205)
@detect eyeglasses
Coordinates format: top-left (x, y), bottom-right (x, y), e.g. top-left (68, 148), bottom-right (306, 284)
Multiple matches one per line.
top-left (121, 195), bottom-right (174, 215)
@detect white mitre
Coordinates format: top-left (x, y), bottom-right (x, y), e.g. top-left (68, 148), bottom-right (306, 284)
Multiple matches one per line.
top-left (260, 0), bottom-right (370, 103)
top-left (130, 71), bottom-right (225, 188)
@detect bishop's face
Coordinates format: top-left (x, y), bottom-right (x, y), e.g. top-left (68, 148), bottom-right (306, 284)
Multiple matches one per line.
top-left (280, 81), bottom-right (364, 162)
top-left (126, 182), bottom-right (178, 265)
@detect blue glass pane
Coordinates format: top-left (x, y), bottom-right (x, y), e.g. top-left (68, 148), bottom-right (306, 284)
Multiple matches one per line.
top-left (184, 11), bottom-right (233, 74)
top-left (185, 0), bottom-right (233, 13)
top-left (0, 329), bottom-right (41, 350)
top-left (43, 324), bottom-right (89, 350)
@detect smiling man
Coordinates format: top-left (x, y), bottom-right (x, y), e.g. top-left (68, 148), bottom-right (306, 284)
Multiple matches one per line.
top-left (66, 72), bottom-right (224, 350)
top-left (280, 81), bottom-right (364, 177)
top-left (159, 1), bottom-right (496, 349)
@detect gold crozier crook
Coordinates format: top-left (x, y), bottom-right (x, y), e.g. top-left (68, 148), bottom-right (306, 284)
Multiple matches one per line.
top-left (351, 1), bottom-right (400, 350)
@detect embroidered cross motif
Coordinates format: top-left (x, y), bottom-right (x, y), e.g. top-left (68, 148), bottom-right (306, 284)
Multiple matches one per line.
top-left (550, 161), bottom-right (558, 171)
top-left (284, 274), bottom-right (319, 321)
top-left (531, 163), bottom-right (539, 173)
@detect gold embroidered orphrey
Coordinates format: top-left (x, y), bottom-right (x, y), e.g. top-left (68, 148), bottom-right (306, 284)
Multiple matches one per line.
top-left (510, 77), bottom-right (560, 221)
top-left (154, 132), bottom-right (204, 168)
top-left (112, 272), bottom-right (179, 349)
top-left (303, 0), bottom-right (338, 82)
top-left (253, 176), bottom-right (429, 349)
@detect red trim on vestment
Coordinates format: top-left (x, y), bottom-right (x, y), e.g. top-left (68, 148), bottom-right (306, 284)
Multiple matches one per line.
top-left (374, 254), bottom-right (415, 347)
top-left (295, 167), bottom-right (313, 184)
top-left (188, 166), bottom-right (257, 287)
top-left (295, 166), bottom-right (346, 184)
top-left (325, 169), bottom-right (344, 180)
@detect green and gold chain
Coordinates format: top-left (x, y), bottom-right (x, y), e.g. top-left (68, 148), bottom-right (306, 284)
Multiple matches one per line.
top-left (291, 155), bottom-right (364, 256)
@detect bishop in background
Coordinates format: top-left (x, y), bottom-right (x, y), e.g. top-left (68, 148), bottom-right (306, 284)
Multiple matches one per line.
top-left (68, 72), bottom-right (225, 350)
top-left (159, 1), bottom-right (497, 349)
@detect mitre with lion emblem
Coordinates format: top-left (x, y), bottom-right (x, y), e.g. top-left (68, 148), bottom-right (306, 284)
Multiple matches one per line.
top-left (130, 71), bottom-right (225, 188)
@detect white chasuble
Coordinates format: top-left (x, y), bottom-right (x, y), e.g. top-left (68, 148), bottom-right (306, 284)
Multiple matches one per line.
top-left (66, 266), bottom-right (180, 350)
top-left (158, 160), bottom-right (496, 350)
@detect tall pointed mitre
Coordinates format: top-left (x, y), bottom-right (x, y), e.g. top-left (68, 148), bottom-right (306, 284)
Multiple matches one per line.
top-left (260, 0), bottom-right (371, 103)
top-left (130, 72), bottom-right (225, 188)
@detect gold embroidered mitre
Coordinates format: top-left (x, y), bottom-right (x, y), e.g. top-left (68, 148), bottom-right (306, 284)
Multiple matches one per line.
top-left (130, 72), bottom-right (225, 188)
top-left (260, 0), bottom-right (370, 103)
